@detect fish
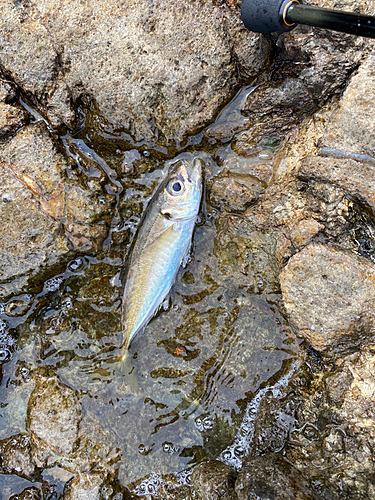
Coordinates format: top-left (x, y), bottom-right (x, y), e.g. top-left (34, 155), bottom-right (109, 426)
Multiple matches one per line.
top-left (120, 157), bottom-right (203, 356)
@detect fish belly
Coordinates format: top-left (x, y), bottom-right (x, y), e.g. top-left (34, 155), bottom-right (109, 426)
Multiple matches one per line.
top-left (122, 221), bottom-right (193, 350)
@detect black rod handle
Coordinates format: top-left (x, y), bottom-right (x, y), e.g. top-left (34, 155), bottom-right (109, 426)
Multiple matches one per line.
top-left (285, 3), bottom-right (375, 38)
top-left (241, 0), bottom-right (375, 38)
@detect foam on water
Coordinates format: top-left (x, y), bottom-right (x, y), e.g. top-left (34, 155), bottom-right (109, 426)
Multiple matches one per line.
top-left (218, 361), bottom-right (299, 471)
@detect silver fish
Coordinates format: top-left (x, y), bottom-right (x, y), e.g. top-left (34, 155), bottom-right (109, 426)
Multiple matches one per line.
top-left (121, 157), bottom-right (202, 354)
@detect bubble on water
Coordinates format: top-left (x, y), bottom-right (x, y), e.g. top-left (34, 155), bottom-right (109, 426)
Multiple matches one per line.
top-left (0, 348), bottom-right (10, 362)
top-left (134, 472), bottom-right (163, 496)
top-left (203, 417), bottom-right (213, 430)
top-left (62, 297), bottom-right (73, 311)
top-left (44, 276), bottom-right (64, 293)
top-left (162, 442), bottom-right (179, 455)
top-left (175, 468), bottom-right (192, 486)
top-left (195, 417), bottom-right (204, 432)
top-left (218, 361), bottom-right (298, 471)
top-left (195, 415), bottom-right (213, 432)
top-left (68, 257), bottom-right (87, 273)
top-left (0, 319), bottom-right (14, 358)
top-left (20, 367), bottom-right (31, 382)
top-left (138, 443), bottom-right (154, 456)
top-left (4, 295), bottom-right (33, 317)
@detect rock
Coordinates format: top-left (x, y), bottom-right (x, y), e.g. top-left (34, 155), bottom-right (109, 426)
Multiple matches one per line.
top-left (253, 396), bottom-right (296, 454)
top-left (0, 103), bottom-right (28, 141)
top-left (289, 218), bottom-right (324, 247)
top-left (241, 78), bottom-right (315, 142)
top-left (0, 2), bottom-right (57, 99)
top-left (235, 454), bottom-right (312, 500)
top-left (0, 81), bottom-right (17, 103)
top-left (321, 51), bottom-right (375, 158)
top-left (9, 487), bottom-right (42, 500)
top-left (337, 347), bottom-right (375, 429)
top-left (0, 434), bottom-right (37, 480)
top-left (0, 120), bottom-right (112, 296)
top-left (299, 156), bottom-right (375, 218)
top-left (208, 172), bottom-right (265, 213)
top-left (0, 122), bottom-right (66, 199)
top-left (191, 460), bottom-right (237, 500)
top-left (280, 244), bottom-right (375, 353)
top-left (283, 347), bottom-right (375, 498)
top-left (281, 0), bottom-right (370, 107)
top-left (63, 472), bottom-right (104, 500)
top-left (0, 0), bottom-right (271, 142)
top-left (0, 159), bottom-right (69, 297)
top-left (27, 376), bottom-right (81, 461)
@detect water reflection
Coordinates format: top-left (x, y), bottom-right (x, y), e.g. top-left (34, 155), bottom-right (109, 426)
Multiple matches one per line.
top-left (0, 81), bottom-right (300, 496)
top-left (0, 194), bottom-right (298, 490)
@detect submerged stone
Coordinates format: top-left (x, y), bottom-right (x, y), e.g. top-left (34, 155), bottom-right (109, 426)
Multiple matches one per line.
top-left (208, 172), bottom-right (265, 213)
top-left (27, 376), bottom-right (81, 460)
top-left (235, 454), bottom-right (312, 500)
top-left (191, 460), bottom-right (237, 500)
top-left (63, 472), bottom-right (105, 500)
top-left (0, 434), bottom-right (37, 480)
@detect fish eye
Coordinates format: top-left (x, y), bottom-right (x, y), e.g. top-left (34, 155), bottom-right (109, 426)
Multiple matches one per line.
top-left (168, 179), bottom-right (185, 196)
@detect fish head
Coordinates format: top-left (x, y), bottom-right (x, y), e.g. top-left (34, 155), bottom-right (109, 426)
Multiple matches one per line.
top-left (160, 158), bottom-right (202, 221)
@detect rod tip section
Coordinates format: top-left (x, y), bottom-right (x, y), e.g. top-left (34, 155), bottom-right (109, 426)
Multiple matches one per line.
top-left (241, 0), bottom-right (298, 33)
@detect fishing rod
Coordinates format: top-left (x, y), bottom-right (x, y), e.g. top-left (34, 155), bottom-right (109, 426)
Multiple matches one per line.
top-left (241, 0), bottom-right (375, 38)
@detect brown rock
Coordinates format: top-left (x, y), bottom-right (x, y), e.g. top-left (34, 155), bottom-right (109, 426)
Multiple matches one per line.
top-left (0, 103), bottom-right (27, 140)
top-left (299, 155), bottom-right (375, 217)
top-left (289, 218), bottom-right (324, 247)
top-left (235, 454), bottom-right (312, 500)
top-left (280, 243), bottom-right (375, 353)
top-left (321, 51), bottom-right (375, 158)
top-left (191, 460), bottom-right (237, 500)
top-left (0, 160), bottom-right (69, 296)
top-left (0, 0), bottom-right (270, 142)
top-left (0, 434), bottom-right (37, 479)
top-left (63, 472), bottom-right (104, 500)
top-left (209, 172), bottom-right (264, 213)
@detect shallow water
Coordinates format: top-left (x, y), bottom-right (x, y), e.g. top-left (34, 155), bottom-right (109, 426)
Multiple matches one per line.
top-left (0, 83), bottom-right (300, 498)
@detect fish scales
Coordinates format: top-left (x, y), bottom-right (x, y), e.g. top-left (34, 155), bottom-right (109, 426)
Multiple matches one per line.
top-left (121, 157), bottom-right (202, 356)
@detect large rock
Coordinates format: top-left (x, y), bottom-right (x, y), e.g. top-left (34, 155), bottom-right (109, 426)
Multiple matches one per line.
top-left (281, 0), bottom-right (371, 107)
top-left (296, 51), bottom-right (375, 217)
top-left (280, 244), bottom-right (375, 353)
top-left (0, 121), bottom-right (112, 296)
top-left (0, 0), bottom-right (270, 141)
top-left (321, 51), bottom-right (375, 157)
top-left (0, 159), bottom-right (69, 297)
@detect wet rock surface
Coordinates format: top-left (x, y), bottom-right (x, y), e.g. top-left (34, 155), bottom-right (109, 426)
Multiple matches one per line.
top-left (191, 460), bottom-right (237, 500)
top-left (0, 434), bottom-right (38, 480)
top-left (235, 454), bottom-right (312, 500)
top-left (0, 0), bottom-right (375, 498)
top-left (27, 376), bottom-right (81, 462)
top-left (0, 159), bottom-right (69, 298)
top-left (62, 472), bottom-right (105, 500)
